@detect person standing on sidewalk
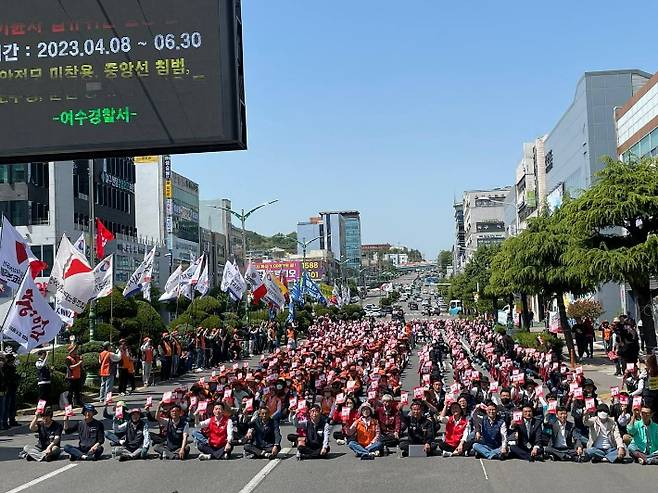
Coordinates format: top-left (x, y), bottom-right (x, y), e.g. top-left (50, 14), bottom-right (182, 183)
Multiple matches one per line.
top-left (35, 350), bottom-right (52, 406)
top-left (140, 337), bottom-right (154, 387)
top-left (99, 342), bottom-right (121, 402)
top-left (3, 350), bottom-right (19, 428)
top-left (65, 344), bottom-right (84, 407)
top-left (158, 333), bottom-right (172, 381)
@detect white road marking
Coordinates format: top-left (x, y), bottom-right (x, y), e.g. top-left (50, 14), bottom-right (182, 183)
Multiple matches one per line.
top-left (479, 458), bottom-right (489, 480)
top-left (4, 464), bottom-right (78, 493)
top-left (237, 447), bottom-right (292, 493)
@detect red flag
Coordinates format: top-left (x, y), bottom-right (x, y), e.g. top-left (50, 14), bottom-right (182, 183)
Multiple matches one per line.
top-left (95, 218), bottom-right (114, 259)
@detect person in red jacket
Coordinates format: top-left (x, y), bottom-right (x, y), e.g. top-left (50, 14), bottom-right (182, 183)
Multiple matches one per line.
top-left (197, 402), bottom-right (233, 460)
top-left (437, 401), bottom-right (469, 456)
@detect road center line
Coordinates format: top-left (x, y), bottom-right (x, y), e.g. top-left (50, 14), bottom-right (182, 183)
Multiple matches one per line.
top-left (237, 447), bottom-right (292, 493)
top-left (4, 464), bottom-right (78, 493)
top-left (479, 458), bottom-right (489, 480)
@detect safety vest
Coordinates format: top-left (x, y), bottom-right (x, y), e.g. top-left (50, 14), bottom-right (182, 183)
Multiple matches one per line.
top-left (99, 351), bottom-right (112, 377)
top-left (161, 341), bottom-right (172, 357)
top-left (66, 355), bottom-right (81, 380)
top-left (207, 415), bottom-right (230, 448)
top-left (143, 347), bottom-right (153, 364)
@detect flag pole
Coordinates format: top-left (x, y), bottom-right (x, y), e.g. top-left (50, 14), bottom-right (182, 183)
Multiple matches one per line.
top-left (109, 259), bottom-right (114, 344)
top-left (0, 214), bottom-right (5, 352)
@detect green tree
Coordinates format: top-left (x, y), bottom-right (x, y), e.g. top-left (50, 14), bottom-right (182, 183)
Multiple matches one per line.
top-left (488, 208), bottom-right (593, 359)
top-left (437, 250), bottom-right (452, 276)
top-left (564, 157), bottom-right (658, 350)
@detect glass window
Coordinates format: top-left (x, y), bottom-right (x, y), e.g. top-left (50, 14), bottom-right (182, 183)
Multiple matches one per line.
top-left (0, 165), bottom-right (8, 184)
top-left (11, 164), bottom-right (27, 183)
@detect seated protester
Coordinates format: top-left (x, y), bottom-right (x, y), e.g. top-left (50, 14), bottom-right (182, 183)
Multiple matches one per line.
top-left (291, 404), bottom-right (331, 460)
top-left (331, 396), bottom-right (358, 444)
top-left (545, 406), bottom-right (583, 462)
top-left (399, 400), bottom-right (435, 457)
top-left (111, 408), bottom-right (150, 461)
top-left (493, 387), bottom-right (515, 426)
top-left (425, 379), bottom-right (446, 415)
top-left (20, 407), bottom-right (62, 462)
top-left (611, 392), bottom-right (632, 436)
top-left (508, 405), bottom-right (544, 461)
top-left (437, 401), bottom-right (469, 457)
top-left (63, 404), bottom-right (105, 461)
top-left (154, 404), bottom-right (190, 460)
top-left (104, 401), bottom-right (128, 445)
top-left (243, 406), bottom-right (282, 459)
top-left (626, 406), bottom-right (658, 465)
top-left (583, 403), bottom-right (626, 463)
top-left (196, 402), bottom-right (233, 460)
top-left (375, 394), bottom-right (401, 452)
top-left (472, 400), bottom-right (508, 460)
top-left (470, 376), bottom-right (492, 405)
top-left (348, 402), bottom-right (382, 460)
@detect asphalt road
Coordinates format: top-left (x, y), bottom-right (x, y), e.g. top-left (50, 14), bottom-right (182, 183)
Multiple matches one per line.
top-left (2, 280), bottom-right (656, 492)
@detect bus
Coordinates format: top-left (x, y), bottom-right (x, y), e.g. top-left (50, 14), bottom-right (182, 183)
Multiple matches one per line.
top-left (448, 300), bottom-right (463, 316)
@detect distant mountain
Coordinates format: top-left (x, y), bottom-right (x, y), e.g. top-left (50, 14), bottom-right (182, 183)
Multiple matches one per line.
top-left (246, 231), bottom-right (298, 253)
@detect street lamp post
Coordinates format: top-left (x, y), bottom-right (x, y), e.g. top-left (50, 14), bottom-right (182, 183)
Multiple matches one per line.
top-left (296, 235), bottom-right (325, 263)
top-left (209, 200), bottom-right (279, 325)
top-left (358, 267), bottom-right (368, 305)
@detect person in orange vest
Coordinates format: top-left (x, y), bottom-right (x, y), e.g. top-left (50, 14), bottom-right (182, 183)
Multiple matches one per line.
top-left (99, 342), bottom-right (121, 402)
top-left (140, 337), bottom-right (154, 387)
top-left (117, 339), bottom-right (133, 396)
top-left (158, 333), bottom-right (173, 381)
top-left (65, 344), bottom-right (84, 407)
top-left (347, 402), bottom-right (382, 459)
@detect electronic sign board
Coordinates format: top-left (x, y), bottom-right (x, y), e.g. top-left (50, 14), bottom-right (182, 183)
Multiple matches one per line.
top-left (0, 0), bottom-right (246, 163)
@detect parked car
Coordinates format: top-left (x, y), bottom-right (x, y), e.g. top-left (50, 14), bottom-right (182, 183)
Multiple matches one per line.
top-left (408, 302), bottom-right (419, 311)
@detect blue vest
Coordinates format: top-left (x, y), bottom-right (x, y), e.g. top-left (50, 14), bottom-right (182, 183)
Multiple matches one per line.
top-left (481, 417), bottom-right (503, 448)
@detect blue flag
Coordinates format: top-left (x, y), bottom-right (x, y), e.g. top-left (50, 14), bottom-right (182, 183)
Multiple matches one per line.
top-left (302, 270), bottom-right (326, 304)
top-left (290, 281), bottom-right (303, 304)
top-left (287, 301), bottom-right (295, 323)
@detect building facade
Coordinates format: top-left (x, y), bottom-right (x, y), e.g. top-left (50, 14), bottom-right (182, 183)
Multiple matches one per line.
top-left (515, 137), bottom-right (547, 231)
top-left (296, 216), bottom-right (325, 255)
top-left (452, 203), bottom-right (465, 273)
top-left (459, 187), bottom-right (511, 267)
top-left (319, 210), bottom-right (361, 274)
top-left (0, 158), bottom-right (167, 292)
top-left (544, 70), bottom-right (651, 199)
top-left (616, 71), bottom-right (658, 161)
top-left (543, 69), bottom-right (652, 321)
top-left (135, 156), bottom-right (200, 267)
top-left (199, 198), bottom-right (243, 264)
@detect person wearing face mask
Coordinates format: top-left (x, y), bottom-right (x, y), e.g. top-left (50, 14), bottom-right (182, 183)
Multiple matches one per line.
top-left (627, 405), bottom-right (658, 464)
top-left (583, 403), bottom-right (626, 463)
top-left (545, 406), bottom-right (583, 461)
top-left (110, 408), bottom-right (150, 461)
top-left (494, 387), bottom-right (514, 426)
top-left (347, 402), bottom-right (382, 459)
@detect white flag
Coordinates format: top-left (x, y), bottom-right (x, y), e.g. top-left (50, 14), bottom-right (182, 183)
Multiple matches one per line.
top-left (263, 272), bottom-right (285, 309)
top-left (196, 260), bottom-right (209, 296)
top-left (220, 261), bottom-right (246, 301)
top-left (73, 233), bottom-right (86, 255)
top-left (0, 216), bottom-right (44, 289)
top-left (123, 247), bottom-right (156, 299)
top-left (245, 262), bottom-right (267, 302)
top-left (179, 255), bottom-right (203, 300)
top-left (55, 304), bottom-right (76, 327)
top-left (158, 265), bottom-right (182, 302)
top-left (3, 273), bottom-right (62, 352)
top-left (92, 254), bottom-right (113, 300)
top-left (191, 253), bottom-right (205, 286)
top-left (49, 234), bottom-right (95, 313)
